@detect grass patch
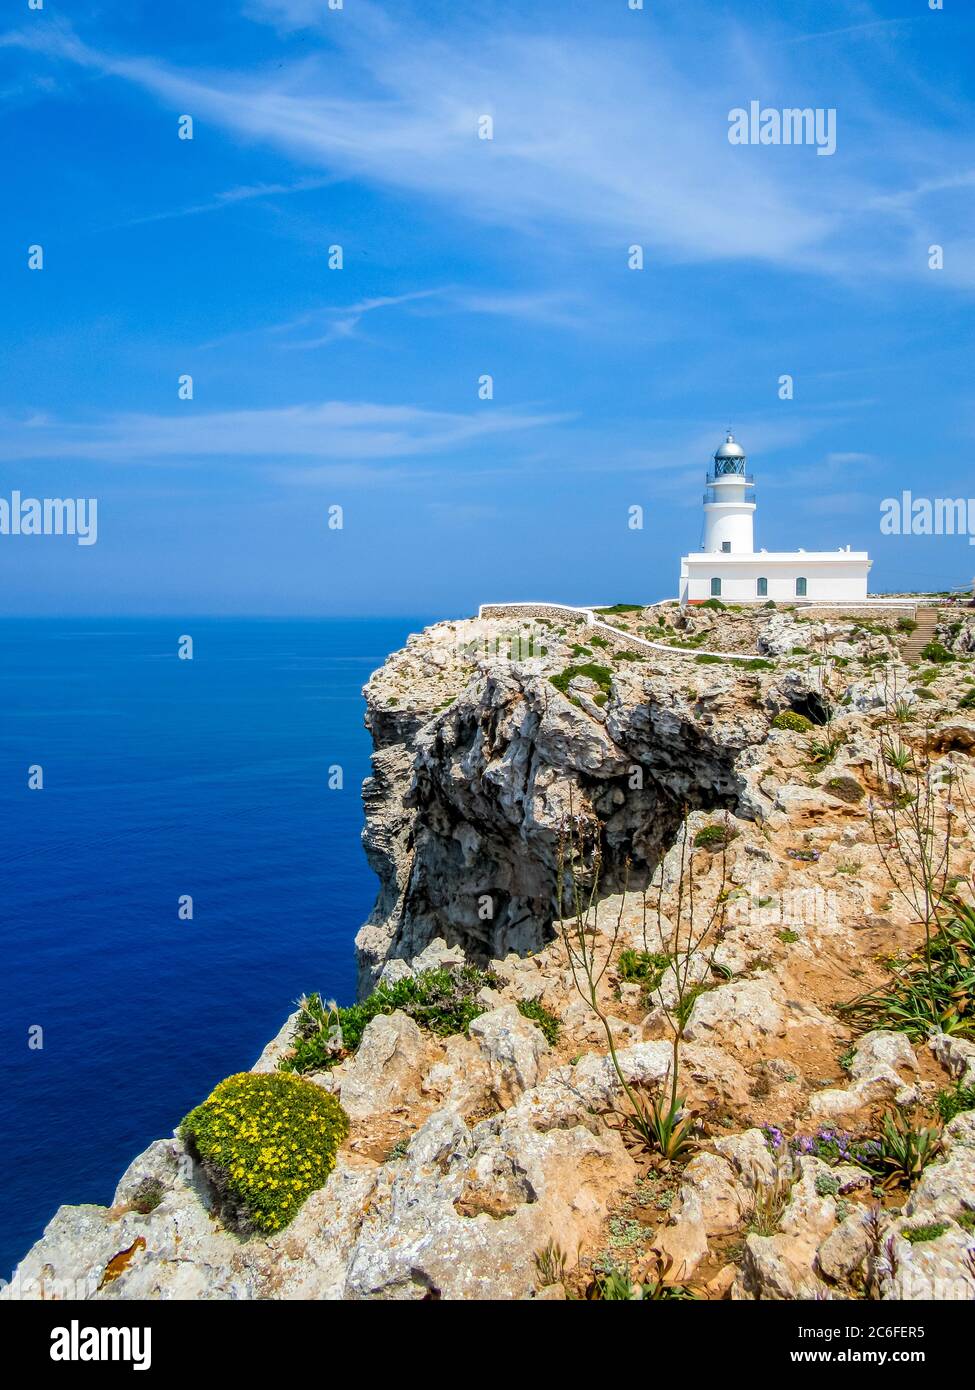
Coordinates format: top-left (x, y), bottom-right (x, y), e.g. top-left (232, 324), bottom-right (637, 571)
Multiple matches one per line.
top-left (549, 662), bottom-right (613, 700)
top-left (281, 965), bottom-right (500, 1074)
top-left (516, 997), bottom-right (561, 1045)
top-left (693, 823), bottom-right (734, 850)
top-left (902, 1222), bottom-right (948, 1245)
top-left (838, 900), bottom-right (975, 1040)
top-left (936, 1081), bottom-right (975, 1123)
top-left (617, 947), bottom-right (670, 993)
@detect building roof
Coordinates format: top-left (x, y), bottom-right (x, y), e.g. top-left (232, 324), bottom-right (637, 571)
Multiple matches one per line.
top-left (683, 550), bottom-right (871, 566)
top-left (714, 430), bottom-right (746, 461)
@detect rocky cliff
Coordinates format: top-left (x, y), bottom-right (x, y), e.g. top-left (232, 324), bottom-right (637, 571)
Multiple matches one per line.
top-left (354, 610), bottom-right (804, 988)
top-left (6, 601), bottom-right (975, 1302)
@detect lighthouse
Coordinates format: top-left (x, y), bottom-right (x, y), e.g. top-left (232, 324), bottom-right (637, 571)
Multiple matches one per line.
top-left (703, 431), bottom-right (755, 554)
top-left (679, 429), bottom-right (872, 604)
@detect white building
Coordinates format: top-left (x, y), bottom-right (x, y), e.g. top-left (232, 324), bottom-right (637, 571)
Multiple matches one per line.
top-left (679, 431), bottom-right (871, 605)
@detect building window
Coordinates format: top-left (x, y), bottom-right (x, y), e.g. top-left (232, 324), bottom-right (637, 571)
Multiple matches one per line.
top-left (721, 541), bottom-right (731, 553)
top-left (795, 577), bottom-right (807, 597)
top-left (757, 577), bottom-right (768, 597)
top-left (710, 578), bottom-right (722, 597)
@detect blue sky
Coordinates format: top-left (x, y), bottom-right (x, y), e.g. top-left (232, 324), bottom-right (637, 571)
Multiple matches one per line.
top-left (1, 0), bottom-right (973, 616)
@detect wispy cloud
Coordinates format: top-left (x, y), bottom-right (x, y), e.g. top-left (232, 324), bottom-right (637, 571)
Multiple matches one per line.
top-left (277, 290), bottom-right (445, 348)
top-left (198, 284), bottom-right (589, 351)
top-left (0, 14), bottom-right (870, 274)
top-left (776, 18), bottom-right (918, 48)
top-left (0, 400), bottom-right (569, 466)
top-left (5, 6), bottom-right (973, 292)
top-left (120, 175), bottom-right (335, 228)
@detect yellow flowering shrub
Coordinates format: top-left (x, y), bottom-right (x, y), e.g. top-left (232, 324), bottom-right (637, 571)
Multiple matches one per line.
top-left (179, 1071), bottom-right (349, 1234)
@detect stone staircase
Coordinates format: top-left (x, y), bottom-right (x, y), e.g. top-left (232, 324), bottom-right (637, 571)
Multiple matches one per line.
top-left (902, 606), bottom-right (940, 664)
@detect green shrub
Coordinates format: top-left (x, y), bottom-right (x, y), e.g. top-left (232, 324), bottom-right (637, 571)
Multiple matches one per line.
top-left (772, 710), bottom-right (813, 733)
top-left (699, 598), bottom-right (725, 611)
top-left (694, 824), bottom-right (732, 850)
top-left (960, 689), bottom-right (975, 711)
top-left (825, 775), bottom-right (865, 804)
top-left (517, 997), bottom-right (561, 1045)
top-left (180, 1072), bottom-right (349, 1234)
top-left (742, 658), bottom-right (775, 670)
top-left (897, 617), bottom-right (918, 633)
top-left (128, 1177), bottom-right (165, 1215)
top-left (282, 965), bottom-right (500, 1074)
top-left (903, 1222), bottom-right (948, 1245)
top-left (763, 600), bottom-right (777, 609)
top-left (614, 650), bottom-right (646, 662)
top-left (617, 948), bottom-right (669, 992)
top-left (550, 663), bottom-right (613, 699)
top-left (695, 653), bottom-right (722, 664)
top-left (920, 640), bottom-right (953, 664)
top-left (958, 1211), bottom-right (975, 1231)
top-left (593, 604), bottom-right (644, 614)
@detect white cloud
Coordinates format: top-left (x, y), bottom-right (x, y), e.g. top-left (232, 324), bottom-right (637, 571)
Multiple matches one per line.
top-left (5, 7), bottom-right (972, 284)
top-left (0, 14), bottom-right (857, 272)
top-left (0, 401), bottom-right (568, 465)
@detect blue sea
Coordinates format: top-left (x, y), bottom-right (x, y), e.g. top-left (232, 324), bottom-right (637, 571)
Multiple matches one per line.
top-left (0, 616), bottom-right (429, 1277)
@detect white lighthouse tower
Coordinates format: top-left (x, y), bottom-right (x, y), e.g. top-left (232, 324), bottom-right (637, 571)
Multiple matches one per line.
top-left (703, 430), bottom-right (755, 554)
top-left (679, 428), bottom-right (872, 604)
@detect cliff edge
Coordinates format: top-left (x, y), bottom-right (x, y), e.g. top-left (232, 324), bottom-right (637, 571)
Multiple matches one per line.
top-left (6, 600), bottom-right (975, 1301)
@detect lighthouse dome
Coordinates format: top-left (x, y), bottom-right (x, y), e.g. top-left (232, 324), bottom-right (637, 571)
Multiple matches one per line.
top-left (714, 431), bottom-right (746, 461)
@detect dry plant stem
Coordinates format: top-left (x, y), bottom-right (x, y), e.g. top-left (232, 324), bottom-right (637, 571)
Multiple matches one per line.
top-left (867, 670), bottom-right (957, 1022)
top-left (556, 811), bottom-right (646, 1126)
top-left (645, 812), bottom-right (729, 1114)
top-left (557, 793), bottom-right (728, 1152)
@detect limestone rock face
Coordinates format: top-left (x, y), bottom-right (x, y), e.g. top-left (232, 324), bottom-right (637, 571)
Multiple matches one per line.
top-left (4, 1097), bottom-right (634, 1303)
top-left (468, 1004), bottom-right (551, 1106)
top-left (683, 979), bottom-right (784, 1053)
top-left (353, 624), bottom-right (807, 991)
top-left (335, 1012), bottom-right (431, 1121)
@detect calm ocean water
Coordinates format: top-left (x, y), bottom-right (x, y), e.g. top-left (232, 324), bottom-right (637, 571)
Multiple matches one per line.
top-left (0, 616), bottom-right (429, 1276)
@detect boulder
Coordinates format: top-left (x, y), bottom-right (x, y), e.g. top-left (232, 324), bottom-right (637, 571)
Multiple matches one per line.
top-left (469, 1004), bottom-right (551, 1105)
top-left (336, 1011), bottom-right (429, 1120)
